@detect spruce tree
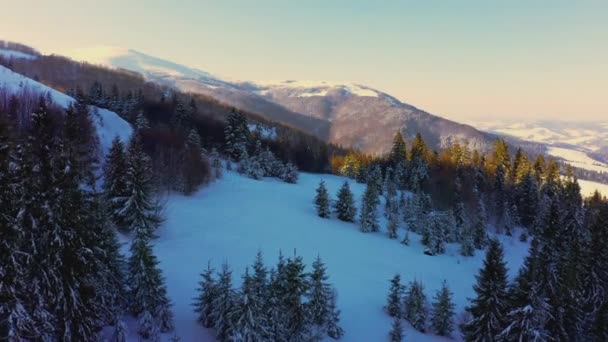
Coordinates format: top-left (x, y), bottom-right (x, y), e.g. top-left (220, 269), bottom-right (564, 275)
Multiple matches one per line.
top-left (315, 180), bottom-right (331, 218)
top-left (307, 256), bottom-right (343, 340)
top-left (360, 183), bottom-right (380, 233)
top-left (127, 216), bottom-right (173, 337)
top-left (386, 274), bottom-right (404, 318)
top-left (500, 240), bottom-right (549, 341)
top-left (389, 131), bottom-right (407, 166)
top-left (63, 101), bottom-right (98, 187)
top-left (335, 181), bottom-right (356, 222)
top-left (472, 186), bottom-right (488, 249)
top-left (212, 263), bottom-right (236, 342)
top-left (0, 130), bottom-right (38, 340)
top-left (461, 239), bottom-right (509, 341)
top-left (460, 223), bottom-right (475, 257)
top-left (224, 109), bottom-right (250, 161)
top-left (118, 135), bottom-right (161, 237)
top-left (232, 268), bottom-right (268, 341)
top-left (408, 133), bottom-right (429, 191)
top-left (282, 255), bottom-right (310, 341)
top-left (280, 162), bottom-right (299, 184)
top-left (103, 136), bottom-right (128, 227)
top-left (404, 280), bottom-right (427, 332)
top-left (430, 281), bottom-right (455, 337)
top-left (389, 316), bottom-right (404, 342)
top-left (193, 263), bottom-right (217, 328)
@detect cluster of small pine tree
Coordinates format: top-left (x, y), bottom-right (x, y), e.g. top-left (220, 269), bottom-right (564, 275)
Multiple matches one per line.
top-left (385, 274), bottom-right (455, 340)
top-left (226, 109), bottom-right (300, 183)
top-left (314, 180), bottom-right (357, 222)
top-left (193, 251), bottom-right (345, 341)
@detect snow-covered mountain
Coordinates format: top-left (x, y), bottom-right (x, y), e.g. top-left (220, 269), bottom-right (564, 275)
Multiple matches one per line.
top-left (63, 46), bottom-right (497, 155)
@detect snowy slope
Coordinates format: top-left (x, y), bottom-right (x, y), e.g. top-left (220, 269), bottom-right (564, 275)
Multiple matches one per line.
top-left (64, 46), bottom-right (232, 89)
top-left (0, 48), bottom-right (38, 60)
top-left (547, 147), bottom-right (608, 174)
top-left (253, 80), bottom-right (380, 98)
top-left (145, 170), bottom-right (529, 341)
top-left (579, 179), bottom-right (608, 198)
top-left (0, 65), bottom-right (132, 154)
top-left (471, 120), bottom-right (608, 152)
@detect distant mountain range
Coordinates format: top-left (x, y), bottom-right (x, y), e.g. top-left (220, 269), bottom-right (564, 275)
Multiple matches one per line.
top-left (469, 119), bottom-right (608, 174)
top-left (63, 46), bottom-right (498, 155)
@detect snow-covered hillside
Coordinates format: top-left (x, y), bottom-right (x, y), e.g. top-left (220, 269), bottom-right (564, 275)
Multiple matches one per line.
top-left (471, 120), bottom-right (608, 153)
top-left (0, 65), bottom-right (132, 154)
top-left (0, 48), bottom-right (38, 60)
top-left (144, 169), bottom-right (529, 341)
top-left (547, 146), bottom-right (608, 174)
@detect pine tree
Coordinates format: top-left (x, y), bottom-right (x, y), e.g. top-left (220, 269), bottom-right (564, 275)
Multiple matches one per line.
top-left (315, 180), bottom-right (331, 218)
top-left (135, 111), bottom-right (149, 131)
top-left (386, 274), bottom-right (404, 318)
top-left (408, 133), bottom-right (429, 191)
top-left (212, 263), bottom-right (236, 342)
top-left (335, 181), bottom-right (356, 222)
top-left (280, 162), bottom-right (299, 184)
top-left (282, 255), bottom-right (310, 341)
top-left (453, 173), bottom-right (466, 241)
top-left (127, 222), bottom-right (173, 337)
top-left (193, 263), bottom-right (217, 328)
top-left (110, 317), bottom-right (128, 342)
top-left (63, 101), bottom-right (99, 187)
top-left (472, 186), bottom-right (488, 249)
top-left (360, 183), bottom-right (380, 233)
top-left (266, 258), bottom-right (289, 341)
top-left (404, 280), bottom-right (427, 332)
top-left (224, 109), bottom-right (250, 161)
top-left (389, 131), bottom-right (407, 166)
top-left (422, 213), bottom-right (446, 255)
top-left (389, 316), bottom-right (404, 342)
top-left (500, 240), bottom-right (549, 341)
top-left (103, 136), bottom-right (128, 227)
top-left (232, 268), bottom-right (268, 341)
top-left (307, 256), bottom-right (343, 340)
top-left (494, 164), bottom-right (507, 232)
top-left (182, 128), bottom-right (208, 194)
top-left (118, 135), bottom-right (161, 237)
top-left (430, 281), bottom-right (455, 337)
top-left (461, 239), bottom-right (509, 341)
top-left (0, 129), bottom-right (38, 341)
top-left (460, 221), bottom-right (475, 257)
top-left (325, 293), bottom-right (344, 340)
top-left (210, 148), bottom-right (223, 180)
top-left (10, 101), bottom-right (56, 339)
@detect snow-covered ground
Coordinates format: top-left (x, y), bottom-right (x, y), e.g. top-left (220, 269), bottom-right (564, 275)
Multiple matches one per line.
top-left (470, 119), bottom-right (608, 153)
top-left (579, 179), bottom-right (608, 198)
top-left (139, 170), bottom-right (529, 341)
top-left (254, 80), bottom-right (380, 98)
top-left (0, 48), bottom-right (38, 60)
top-left (547, 146), bottom-right (608, 174)
top-left (0, 65), bottom-right (132, 154)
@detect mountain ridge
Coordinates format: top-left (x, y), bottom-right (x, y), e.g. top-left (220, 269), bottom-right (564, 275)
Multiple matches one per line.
top-left (63, 46), bottom-right (498, 154)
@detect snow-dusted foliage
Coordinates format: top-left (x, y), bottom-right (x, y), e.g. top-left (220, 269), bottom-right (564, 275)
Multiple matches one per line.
top-left (194, 252), bottom-right (344, 342)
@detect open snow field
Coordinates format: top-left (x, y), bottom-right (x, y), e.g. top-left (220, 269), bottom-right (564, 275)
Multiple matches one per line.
top-left (579, 179), bottom-right (608, 198)
top-left (547, 146), bottom-right (608, 174)
top-left (141, 170), bottom-right (529, 341)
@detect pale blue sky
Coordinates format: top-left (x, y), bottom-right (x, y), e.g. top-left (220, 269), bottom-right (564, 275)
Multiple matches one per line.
top-left (2, 1), bottom-right (607, 121)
